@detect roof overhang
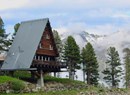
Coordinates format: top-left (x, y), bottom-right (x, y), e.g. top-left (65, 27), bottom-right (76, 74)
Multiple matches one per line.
top-left (0, 68), bottom-right (37, 71)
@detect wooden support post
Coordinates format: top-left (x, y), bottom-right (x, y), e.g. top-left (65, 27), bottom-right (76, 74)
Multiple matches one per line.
top-left (40, 70), bottom-right (44, 87)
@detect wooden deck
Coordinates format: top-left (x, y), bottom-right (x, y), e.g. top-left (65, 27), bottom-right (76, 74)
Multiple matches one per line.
top-left (31, 60), bottom-right (66, 72)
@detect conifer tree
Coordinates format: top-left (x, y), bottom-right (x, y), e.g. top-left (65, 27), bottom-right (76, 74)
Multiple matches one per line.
top-left (12, 23), bottom-right (20, 39)
top-left (53, 30), bottom-right (63, 77)
top-left (81, 42), bottom-right (99, 85)
top-left (81, 47), bottom-right (86, 82)
top-left (63, 36), bottom-right (80, 80)
top-left (10, 23), bottom-right (20, 45)
top-left (53, 30), bottom-right (63, 61)
top-left (123, 48), bottom-right (130, 88)
top-left (0, 17), bottom-right (11, 53)
top-left (102, 47), bottom-right (122, 88)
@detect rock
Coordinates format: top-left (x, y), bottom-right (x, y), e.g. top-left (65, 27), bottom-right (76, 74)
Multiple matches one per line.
top-left (36, 86), bottom-right (41, 90)
top-left (79, 92), bottom-right (85, 95)
top-left (32, 88), bottom-right (38, 92)
top-left (6, 90), bottom-right (10, 93)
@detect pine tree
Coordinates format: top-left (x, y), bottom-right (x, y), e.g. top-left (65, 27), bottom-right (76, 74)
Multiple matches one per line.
top-left (12, 23), bottom-right (20, 39)
top-left (81, 47), bottom-right (86, 82)
top-left (10, 23), bottom-right (20, 45)
top-left (102, 47), bottom-right (122, 88)
top-left (123, 48), bottom-right (130, 88)
top-left (63, 36), bottom-right (80, 80)
top-left (81, 42), bottom-right (99, 85)
top-left (0, 17), bottom-right (5, 37)
top-left (53, 30), bottom-right (63, 61)
top-left (0, 17), bottom-right (11, 53)
top-left (52, 30), bottom-right (63, 78)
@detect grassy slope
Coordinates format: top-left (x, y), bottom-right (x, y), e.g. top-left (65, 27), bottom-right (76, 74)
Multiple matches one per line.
top-left (1, 90), bottom-right (80, 95)
top-left (0, 72), bottom-right (130, 95)
top-left (0, 76), bottom-right (24, 83)
top-left (0, 74), bottom-right (86, 95)
top-left (44, 75), bottom-right (84, 85)
top-left (1, 87), bottom-right (130, 95)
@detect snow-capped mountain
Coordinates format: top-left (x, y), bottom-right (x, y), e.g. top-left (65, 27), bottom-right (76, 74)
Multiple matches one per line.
top-left (61, 31), bottom-right (106, 48)
top-left (59, 30), bottom-right (130, 87)
top-left (60, 30), bottom-right (130, 63)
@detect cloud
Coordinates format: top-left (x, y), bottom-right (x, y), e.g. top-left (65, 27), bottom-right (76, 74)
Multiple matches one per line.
top-left (1, 0), bottom-right (130, 11)
top-left (1, 0), bottom-right (130, 35)
top-left (56, 22), bottom-right (130, 36)
top-left (55, 22), bottom-right (88, 35)
top-left (0, 0), bottom-right (29, 11)
top-left (86, 24), bottom-right (118, 35)
top-left (87, 23), bottom-right (130, 35)
top-left (113, 13), bottom-right (130, 19)
top-left (27, 0), bottom-right (130, 10)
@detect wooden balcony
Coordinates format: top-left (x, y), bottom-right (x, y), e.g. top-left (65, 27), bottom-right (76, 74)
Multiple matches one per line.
top-left (32, 60), bottom-right (60, 66)
top-left (31, 60), bottom-right (65, 72)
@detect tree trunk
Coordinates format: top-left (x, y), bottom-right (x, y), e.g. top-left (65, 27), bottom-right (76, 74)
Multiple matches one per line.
top-left (83, 70), bottom-right (85, 82)
top-left (68, 61), bottom-right (75, 80)
top-left (57, 72), bottom-right (60, 78)
top-left (72, 71), bottom-right (75, 80)
top-left (112, 74), bottom-right (116, 88)
top-left (54, 72), bottom-right (56, 77)
top-left (83, 63), bottom-right (86, 82)
top-left (112, 67), bottom-right (116, 88)
top-left (69, 69), bottom-right (74, 80)
top-left (87, 71), bottom-right (91, 85)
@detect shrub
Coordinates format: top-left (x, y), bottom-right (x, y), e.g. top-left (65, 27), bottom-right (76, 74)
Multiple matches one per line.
top-left (11, 80), bottom-right (25, 91)
top-left (13, 71), bottom-right (31, 78)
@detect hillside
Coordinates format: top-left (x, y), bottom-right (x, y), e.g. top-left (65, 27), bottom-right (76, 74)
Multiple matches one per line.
top-left (0, 75), bottom-right (130, 95)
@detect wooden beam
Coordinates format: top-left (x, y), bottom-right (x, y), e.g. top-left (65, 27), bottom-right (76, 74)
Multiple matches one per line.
top-left (40, 70), bottom-right (44, 87)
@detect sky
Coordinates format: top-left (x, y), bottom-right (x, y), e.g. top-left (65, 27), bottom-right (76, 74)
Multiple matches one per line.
top-left (0, 0), bottom-right (130, 35)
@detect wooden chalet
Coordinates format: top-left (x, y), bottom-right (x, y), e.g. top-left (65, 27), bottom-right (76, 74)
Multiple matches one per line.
top-left (31, 21), bottom-right (62, 72)
top-left (1, 18), bottom-right (65, 87)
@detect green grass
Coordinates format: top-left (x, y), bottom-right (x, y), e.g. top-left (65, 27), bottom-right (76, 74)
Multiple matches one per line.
top-left (44, 75), bottom-right (84, 85)
top-left (1, 88), bottom-right (129, 95)
top-left (0, 75), bottom-right (130, 95)
top-left (13, 71), bottom-right (83, 85)
top-left (0, 73), bottom-right (84, 86)
top-left (0, 76), bottom-right (23, 83)
top-left (13, 71), bottom-right (31, 78)
top-left (0, 89), bottom-right (83, 95)
top-left (0, 76), bottom-right (25, 91)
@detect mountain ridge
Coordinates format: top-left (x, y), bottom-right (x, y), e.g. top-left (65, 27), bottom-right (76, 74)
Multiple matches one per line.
top-left (59, 30), bottom-right (130, 87)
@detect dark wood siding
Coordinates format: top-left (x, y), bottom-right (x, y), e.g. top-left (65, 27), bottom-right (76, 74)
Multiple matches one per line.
top-left (31, 21), bottom-right (65, 72)
top-left (36, 22), bottom-right (58, 57)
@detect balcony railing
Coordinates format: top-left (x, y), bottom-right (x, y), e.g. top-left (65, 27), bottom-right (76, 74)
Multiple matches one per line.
top-left (32, 60), bottom-right (66, 68)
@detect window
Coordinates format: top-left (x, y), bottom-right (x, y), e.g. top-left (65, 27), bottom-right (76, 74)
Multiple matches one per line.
top-left (49, 45), bottom-right (53, 50)
top-left (39, 43), bottom-right (42, 48)
top-left (46, 34), bottom-right (50, 39)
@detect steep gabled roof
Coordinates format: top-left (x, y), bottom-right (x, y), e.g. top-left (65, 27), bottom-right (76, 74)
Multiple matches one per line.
top-left (1, 18), bottom-right (49, 70)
